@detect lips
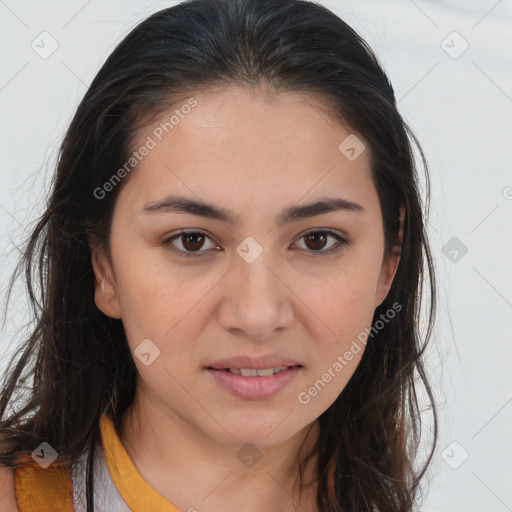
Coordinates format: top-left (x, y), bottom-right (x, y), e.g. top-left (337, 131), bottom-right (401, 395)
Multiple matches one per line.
top-left (214, 366), bottom-right (296, 377)
top-left (205, 354), bottom-right (303, 400)
top-left (206, 354), bottom-right (302, 371)
top-left (206, 365), bottom-right (302, 400)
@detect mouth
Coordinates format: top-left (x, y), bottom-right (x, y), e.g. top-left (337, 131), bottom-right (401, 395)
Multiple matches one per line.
top-left (206, 364), bottom-right (302, 376)
top-left (205, 365), bottom-right (303, 400)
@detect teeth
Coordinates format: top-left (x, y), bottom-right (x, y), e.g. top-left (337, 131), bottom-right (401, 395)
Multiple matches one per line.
top-left (240, 368), bottom-right (258, 377)
top-left (256, 368), bottom-right (274, 377)
top-left (229, 366), bottom-right (291, 376)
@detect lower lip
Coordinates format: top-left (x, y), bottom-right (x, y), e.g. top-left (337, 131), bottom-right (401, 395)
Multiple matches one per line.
top-left (206, 366), bottom-right (302, 400)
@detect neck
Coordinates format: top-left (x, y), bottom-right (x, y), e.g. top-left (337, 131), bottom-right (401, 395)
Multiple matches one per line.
top-left (118, 385), bottom-right (320, 512)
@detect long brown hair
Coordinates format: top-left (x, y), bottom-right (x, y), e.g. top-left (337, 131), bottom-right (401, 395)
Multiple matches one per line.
top-left (0, 1), bottom-right (438, 510)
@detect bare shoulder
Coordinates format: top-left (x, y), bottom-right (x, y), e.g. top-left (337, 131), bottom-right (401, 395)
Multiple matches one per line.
top-left (0, 462), bottom-right (19, 512)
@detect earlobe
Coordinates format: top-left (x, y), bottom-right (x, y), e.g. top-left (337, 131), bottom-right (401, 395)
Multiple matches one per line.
top-left (90, 244), bottom-right (122, 319)
top-left (375, 252), bottom-right (400, 307)
top-left (375, 204), bottom-right (405, 308)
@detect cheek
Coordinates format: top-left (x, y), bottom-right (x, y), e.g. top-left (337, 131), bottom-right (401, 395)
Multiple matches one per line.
top-left (107, 229), bottom-right (185, 344)
top-left (114, 265), bottom-right (212, 348)
top-left (312, 285), bottom-right (375, 377)
top-left (306, 257), bottom-right (380, 336)
top-left (299, 263), bottom-right (379, 388)
top-left (110, 240), bottom-right (227, 372)
top-left (295, 279), bottom-right (376, 412)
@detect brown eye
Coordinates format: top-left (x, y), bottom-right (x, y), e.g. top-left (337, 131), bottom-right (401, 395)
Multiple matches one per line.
top-left (295, 230), bottom-right (348, 255)
top-left (303, 232), bottom-right (328, 251)
top-left (181, 232), bottom-right (206, 251)
top-left (162, 230), bottom-right (218, 257)
top-left (162, 229), bottom-right (348, 258)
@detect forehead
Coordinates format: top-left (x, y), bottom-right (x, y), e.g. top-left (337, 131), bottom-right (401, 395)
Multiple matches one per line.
top-left (122, 85), bottom-right (377, 217)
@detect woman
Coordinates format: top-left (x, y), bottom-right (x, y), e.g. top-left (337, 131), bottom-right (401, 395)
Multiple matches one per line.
top-left (0, 0), bottom-right (438, 510)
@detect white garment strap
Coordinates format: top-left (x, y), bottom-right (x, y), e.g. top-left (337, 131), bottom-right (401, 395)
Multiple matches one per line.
top-left (72, 439), bottom-right (132, 511)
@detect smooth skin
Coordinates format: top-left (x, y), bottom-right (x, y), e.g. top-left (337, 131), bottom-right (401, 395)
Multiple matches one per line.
top-left (1, 84), bottom-right (400, 511)
top-left (0, 462), bottom-right (18, 512)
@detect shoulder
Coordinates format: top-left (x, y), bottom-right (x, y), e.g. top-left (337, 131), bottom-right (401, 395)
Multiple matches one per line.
top-left (0, 463), bottom-right (19, 512)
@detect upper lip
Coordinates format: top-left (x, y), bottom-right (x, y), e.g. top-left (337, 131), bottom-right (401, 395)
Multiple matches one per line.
top-left (207, 354), bottom-right (302, 370)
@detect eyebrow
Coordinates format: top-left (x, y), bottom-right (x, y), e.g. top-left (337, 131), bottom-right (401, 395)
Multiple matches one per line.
top-left (142, 194), bottom-right (364, 225)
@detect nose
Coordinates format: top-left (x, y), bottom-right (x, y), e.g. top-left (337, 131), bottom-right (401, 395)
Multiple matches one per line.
top-left (217, 248), bottom-right (295, 341)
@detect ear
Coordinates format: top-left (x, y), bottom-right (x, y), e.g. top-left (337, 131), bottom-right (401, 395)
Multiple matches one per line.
top-left (89, 241), bottom-right (122, 319)
top-left (374, 204), bottom-right (405, 308)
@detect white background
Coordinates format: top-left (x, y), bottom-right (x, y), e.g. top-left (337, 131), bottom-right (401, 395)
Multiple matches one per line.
top-left (1, 1), bottom-right (511, 511)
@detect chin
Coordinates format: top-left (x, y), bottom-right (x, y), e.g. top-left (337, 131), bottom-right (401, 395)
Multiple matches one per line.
top-left (216, 418), bottom-right (303, 447)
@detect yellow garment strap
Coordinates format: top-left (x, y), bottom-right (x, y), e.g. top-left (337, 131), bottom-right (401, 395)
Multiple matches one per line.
top-left (13, 453), bottom-right (73, 512)
top-left (12, 413), bottom-right (182, 511)
top-left (99, 412), bottom-right (182, 511)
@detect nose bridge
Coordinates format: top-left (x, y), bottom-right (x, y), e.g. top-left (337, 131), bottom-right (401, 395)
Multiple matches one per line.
top-left (235, 236), bottom-right (282, 307)
top-left (218, 235), bottom-right (293, 337)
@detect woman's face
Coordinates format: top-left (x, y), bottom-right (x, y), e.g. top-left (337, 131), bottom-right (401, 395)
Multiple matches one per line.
top-left (92, 85), bottom-right (400, 448)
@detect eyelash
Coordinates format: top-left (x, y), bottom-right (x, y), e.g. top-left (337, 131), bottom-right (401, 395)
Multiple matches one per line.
top-left (160, 229), bottom-right (349, 258)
